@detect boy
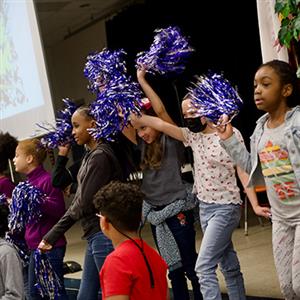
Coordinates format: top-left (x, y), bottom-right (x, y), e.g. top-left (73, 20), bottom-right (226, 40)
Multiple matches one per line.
top-left (0, 204), bottom-right (25, 299)
top-left (93, 180), bottom-right (169, 300)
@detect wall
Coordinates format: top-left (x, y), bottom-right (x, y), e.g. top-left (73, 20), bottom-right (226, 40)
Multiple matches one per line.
top-left (45, 20), bottom-right (107, 111)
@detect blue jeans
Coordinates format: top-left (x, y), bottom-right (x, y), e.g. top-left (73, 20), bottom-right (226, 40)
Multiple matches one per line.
top-left (151, 209), bottom-right (202, 300)
top-left (77, 231), bottom-right (113, 300)
top-left (28, 246), bottom-right (68, 300)
top-left (196, 201), bottom-right (246, 300)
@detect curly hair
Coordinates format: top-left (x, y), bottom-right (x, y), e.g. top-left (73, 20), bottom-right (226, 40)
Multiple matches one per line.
top-left (93, 180), bottom-right (144, 232)
top-left (0, 132), bottom-right (18, 173)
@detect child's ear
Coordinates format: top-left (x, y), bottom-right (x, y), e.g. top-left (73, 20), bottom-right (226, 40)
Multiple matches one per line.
top-left (90, 120), bottom-right (97, 128)
top-left (26, 154), bottom-right (34, 164)
top-left (100, 216), bottom-right (110, 231)
top-left (282, 83), bottom-right (293, 97)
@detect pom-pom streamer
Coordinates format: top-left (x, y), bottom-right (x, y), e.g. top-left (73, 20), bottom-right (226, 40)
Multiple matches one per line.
top-left (34, 250), bottom-right (62, 299)
top-left (187, 72), bottom-right (243, 124)
top-left (84, 48), bottom-right (127, 93)
top-left (136, 26), bottom-right (194, 75)
top-left (8, 181), bottom-right (44, 233)
top-left (38, 98), bottom-right (77, 149)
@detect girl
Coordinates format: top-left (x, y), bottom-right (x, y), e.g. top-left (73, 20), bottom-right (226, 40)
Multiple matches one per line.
top-left (13, 138), bottom-right (68, 299)
top-left (38, 105), bottom-right (123, 300)
top-left (217, 60), bottom-right (300, 300)
top-left (131, 74), bottom-right (269, 300)
top-left (123, 67), bottom-right (202, 300)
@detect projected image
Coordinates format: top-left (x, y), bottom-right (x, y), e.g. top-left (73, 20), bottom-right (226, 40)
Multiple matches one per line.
top-left (0, 0), bottom-right (54, 140)
top-left (0, 1), bottom-right (27, 113)
top-left (0, 0), bottom-right (45, 119)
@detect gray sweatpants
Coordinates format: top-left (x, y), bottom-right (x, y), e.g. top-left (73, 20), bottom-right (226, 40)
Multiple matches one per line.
top-left (272, 219), bottom-right (300, 300)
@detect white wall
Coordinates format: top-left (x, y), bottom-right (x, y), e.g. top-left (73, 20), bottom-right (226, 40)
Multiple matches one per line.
top-left (45, 20), bottom-right (107, 111)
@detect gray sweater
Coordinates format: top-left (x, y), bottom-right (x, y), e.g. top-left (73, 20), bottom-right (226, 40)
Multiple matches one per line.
top-left (0, 239), bottom-right (25, 300)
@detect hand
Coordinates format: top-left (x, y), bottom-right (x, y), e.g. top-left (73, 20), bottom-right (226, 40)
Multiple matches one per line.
top-left (212, 115), bottom-right (234, 140)
top-left (63, 185), bottom-right (71, 197)
top-left (137, 65), bottom-right (147, 82)
top-left (58, 144), bottom-right (71, 156)
top-left (253, 205), bottom-right (272, 219)
top-left (38, 240), bottom-right (53, 252)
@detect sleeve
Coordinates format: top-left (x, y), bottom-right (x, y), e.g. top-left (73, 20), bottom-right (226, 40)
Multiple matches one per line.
top-left (39, 178), bottom-right (66, 218)
top-left (100, 255), bottom-right (132, 297)
top-left (43, 150), bottom-right (113, 245)
top-left (68, 151), bottom-right (113, 219)
top-left (52, 155), bottom-right (73, 189)
top-left (219, 132), bottom-right (252, 174)
top-left (0, 248), bottom-right (24, 300)
top-left (181, 127), bottom-right (195, 147)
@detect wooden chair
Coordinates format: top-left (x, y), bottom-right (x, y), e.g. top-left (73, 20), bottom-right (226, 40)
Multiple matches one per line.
top-left (244, 185), bottom-right (269, 236)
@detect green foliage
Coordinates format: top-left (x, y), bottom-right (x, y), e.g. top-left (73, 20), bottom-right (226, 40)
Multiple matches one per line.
top-left (275, 0), bottom-right (300, 48)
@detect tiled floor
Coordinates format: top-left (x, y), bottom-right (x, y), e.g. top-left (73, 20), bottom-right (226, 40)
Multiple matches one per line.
top-left (63, 210), bottom-right (283, 299)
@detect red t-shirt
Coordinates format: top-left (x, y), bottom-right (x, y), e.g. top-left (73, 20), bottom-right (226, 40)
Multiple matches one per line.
top-left (100, 239), bottom-right (168, 300)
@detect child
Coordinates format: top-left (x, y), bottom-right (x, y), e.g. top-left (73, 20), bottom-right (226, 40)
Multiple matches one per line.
top-left (0, 131), bottom-right (18, 200)
top-left (130, 73), bottom-right (270, 300)
top-left (0, 204), bottom-right (25, 299)
top-left (93, 180), bottom-right (169, 300)
top-left (13, 138), bottom-right (68, 299)
top-left (217, 60), bottom-right (300, 300)
top-left (38, 105), bottom-right (123, 300)
top-left (122, 67), bottom-right (202, 300)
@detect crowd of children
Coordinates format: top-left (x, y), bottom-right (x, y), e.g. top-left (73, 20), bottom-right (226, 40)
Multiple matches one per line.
top-left (1, 42), bottom-right (300, 300)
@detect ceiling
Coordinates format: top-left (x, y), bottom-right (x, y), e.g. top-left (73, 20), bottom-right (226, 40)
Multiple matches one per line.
top-left (34, 0), bottom-right (142, 47)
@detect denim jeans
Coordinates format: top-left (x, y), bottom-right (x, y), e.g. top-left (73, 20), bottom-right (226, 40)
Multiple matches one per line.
top-left (152, 209), bottom-right (202, 300)
top-left (196, 201), bottom-right (246, 300)
top-left (28, 246), bottom-right (68, 300)
top-left (77, 231), bottom-right (113, 300)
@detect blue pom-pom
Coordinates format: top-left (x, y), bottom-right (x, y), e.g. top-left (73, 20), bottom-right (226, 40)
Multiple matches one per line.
top-left (136, 26), bottom-right (194, 75)
top-left (84, 48), bottom-right (127, 93)
top-left (34, 250), bottom-right (62, 299)
top-left (89, 75), bottom-right (143, 141)
top-left (0, 193), bottom-right (7, 205)
top-left (5, 232), bottom-right (30, 266)
top-left (187, 72), bottom-right (243, 124)
top-left (8, 182), bottom-right (44, 233)
top-left (38, 98), bottom-right (77, 149)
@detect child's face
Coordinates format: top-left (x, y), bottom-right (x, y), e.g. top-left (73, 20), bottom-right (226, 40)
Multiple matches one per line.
top-left (71, 111), bottom-right (94, 145)
top-left (136, 125), bottom-right (160, 144)
top-left (254, 66), bottom-right (288, 112)
top-left (13, 145), bottom-right (30, 174)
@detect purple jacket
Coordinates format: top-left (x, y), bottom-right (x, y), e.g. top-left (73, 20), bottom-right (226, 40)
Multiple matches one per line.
top-left (25, 165), bottom-right (66, 249)
top-left (0, 176), bottom-right (15, 198)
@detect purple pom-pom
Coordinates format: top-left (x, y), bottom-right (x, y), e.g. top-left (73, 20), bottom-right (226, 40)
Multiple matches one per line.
top-left (84, 48), bottom-right (127, 93)
top-left (8, 182), bottom-right (44, 233)
top-left (0, 193), bottom-right (7, 205)
top-left (89, 75), bottom-right (143, 140)
top-left (136, 26), bottom-right (194, 75)
top-left (187, 72), bottom-right (243, 124)
top-left (38, 98), bottom-right (77, 149)
top-left (34, 250), bottom-right (62, 299)
top-left (5, 232), bottom-right (30, 266)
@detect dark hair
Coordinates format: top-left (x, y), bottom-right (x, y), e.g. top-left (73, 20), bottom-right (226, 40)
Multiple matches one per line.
top-left (258, 60), bottom-right (300, 107)
top-left (75, 105), bottom-right (93, 120)
top-left (93, 180), bottom-right (144, 231)
top-left (0, 205), bottom-right (9, 237)
top-left (0, 132), bottom-right (18, 173)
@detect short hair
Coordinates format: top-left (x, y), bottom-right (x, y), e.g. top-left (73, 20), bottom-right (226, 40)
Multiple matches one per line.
top-left (93, 180), bottom-right (144, 232)
top-left (0, 205), bottom-right (9, 238)
top-left (18, 138), bottom-right (47, 164)
top-left (0, 132), bottom-right (18, 173)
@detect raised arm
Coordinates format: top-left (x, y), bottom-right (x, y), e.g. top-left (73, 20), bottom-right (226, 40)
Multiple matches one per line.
top-left (236, 166), bottom-right (271, 218)
top-left (131, 114), bottom-right (185, 142)
top-left (137, 67), bottom-right (175, 125)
